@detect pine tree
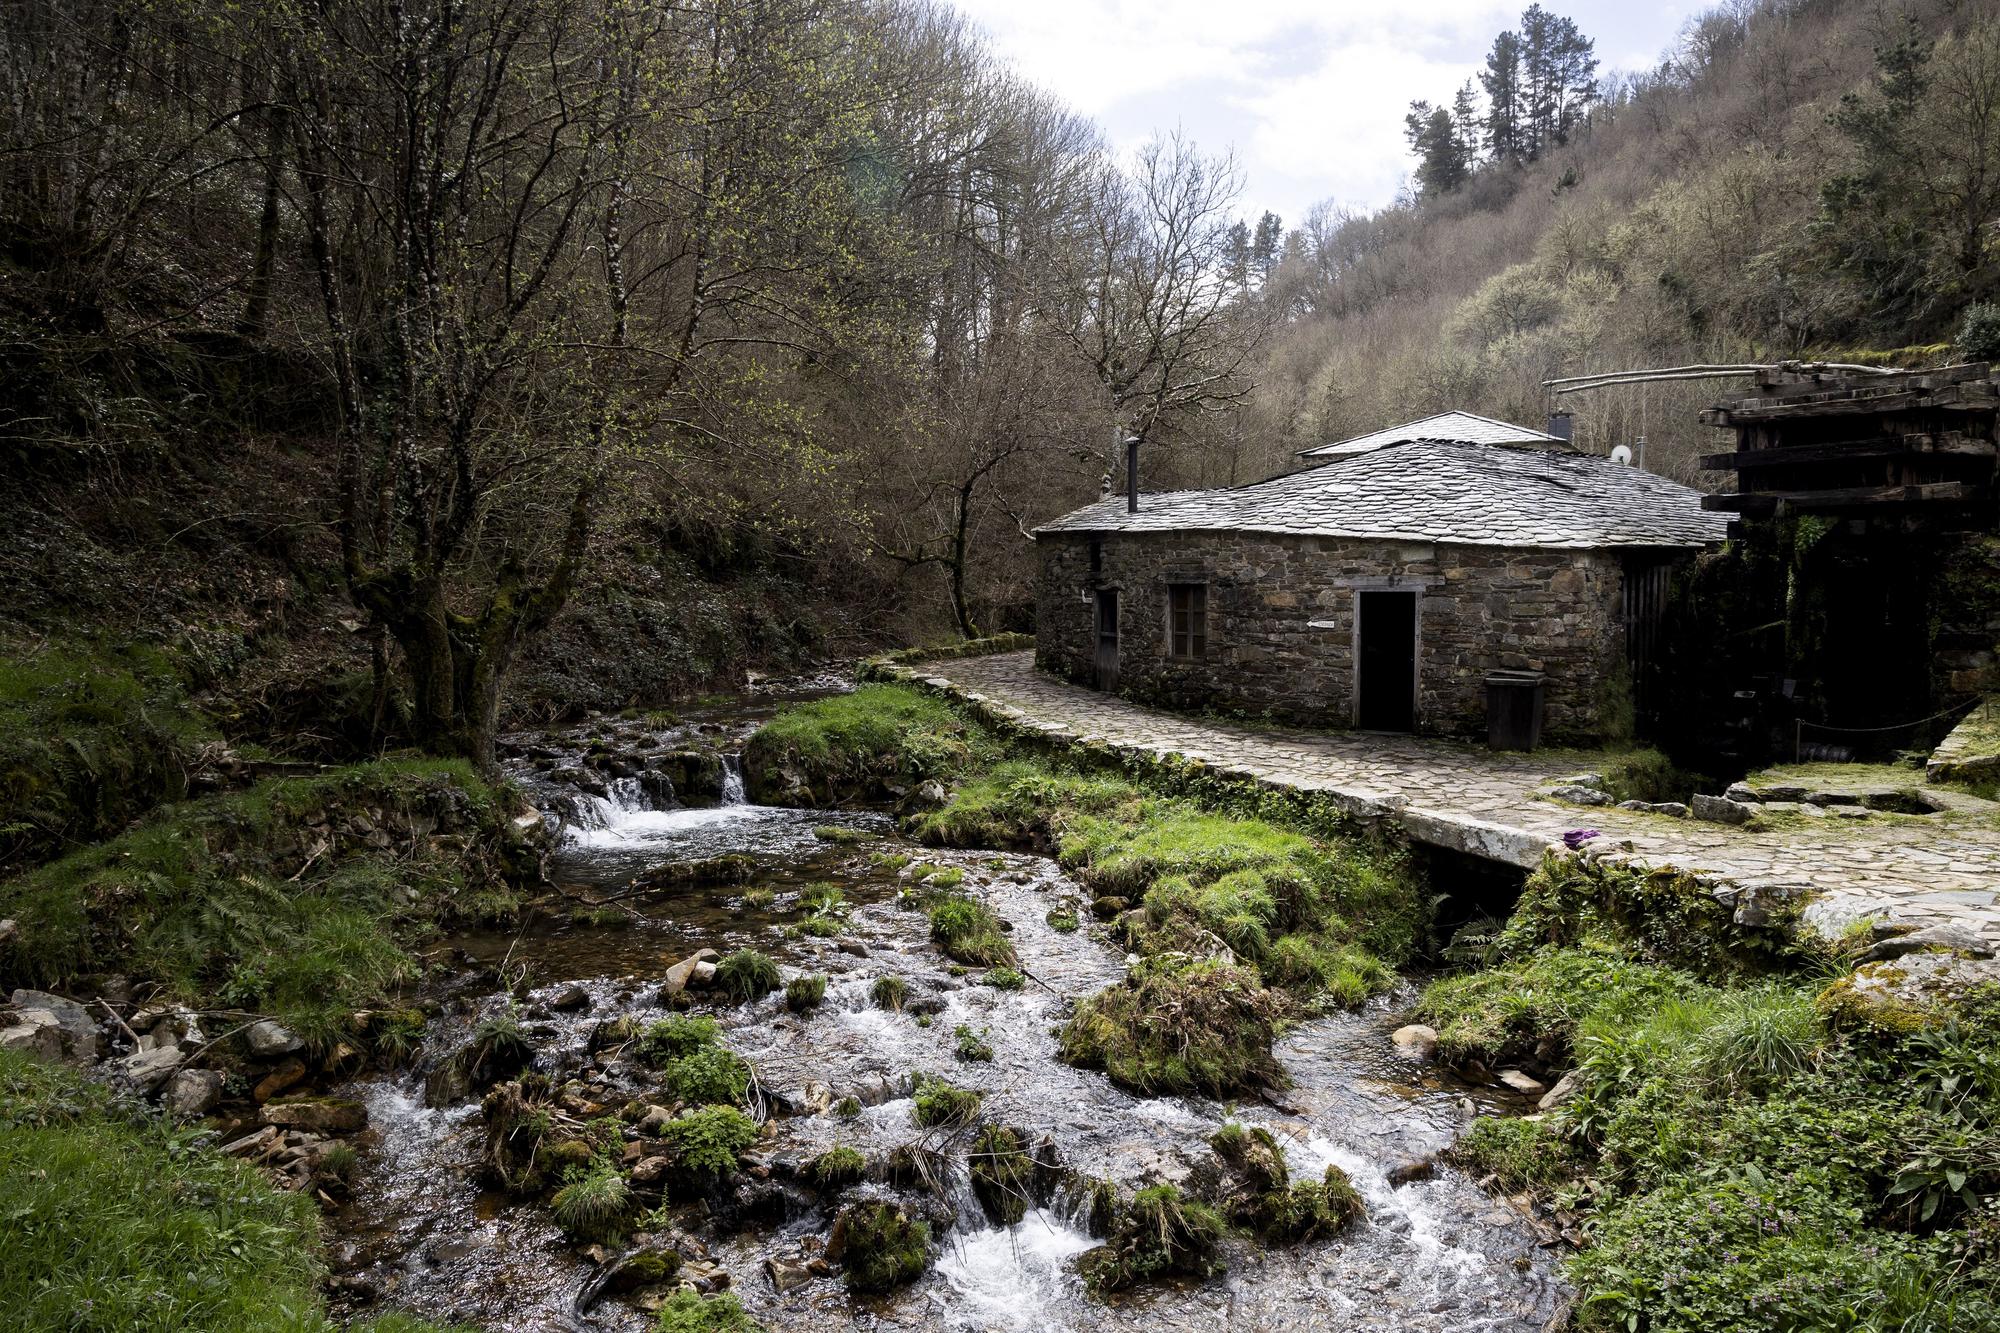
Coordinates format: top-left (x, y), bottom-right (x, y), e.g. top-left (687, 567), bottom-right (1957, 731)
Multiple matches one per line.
top-left (1404, 100), bottom-right (1469, 198)
top-left (1481, 30), bottom-right (1523, 161)
top-left (1224, 219), bottom-right (1251, 289)
top-left (1250, 210), bottom-right (1283, 283)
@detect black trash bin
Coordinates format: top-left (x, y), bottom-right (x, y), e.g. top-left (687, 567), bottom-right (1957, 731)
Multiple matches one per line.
top-left (1485, 671), bottom-right (1546, 751)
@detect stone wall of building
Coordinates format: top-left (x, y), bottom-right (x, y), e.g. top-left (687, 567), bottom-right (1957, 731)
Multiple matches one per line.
top-left (1034, 529), bottom-right (1630, 741)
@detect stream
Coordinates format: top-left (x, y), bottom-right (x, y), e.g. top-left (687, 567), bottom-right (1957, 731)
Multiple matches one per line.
top-left (324, 683), bottom-right (1566, 1332)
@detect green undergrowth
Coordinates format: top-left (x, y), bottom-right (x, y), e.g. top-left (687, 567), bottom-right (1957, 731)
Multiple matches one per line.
top-left (1077, 1183), bottom-right (1227, 1294)
top-left (0, 1047), bottom-right (456, 1333)
top-left (1423, 925), bottom-right (2000, 1329)
top-left (748, 684), bottom-right (1426, 1101)
top-left (0, 758), bottom-right (529, 1051)
top-left (0, 640), bottom-right (216, 873)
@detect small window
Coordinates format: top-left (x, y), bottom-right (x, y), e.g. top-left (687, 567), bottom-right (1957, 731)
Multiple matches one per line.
top-left (1168, 583), bottom-right (1208, 660)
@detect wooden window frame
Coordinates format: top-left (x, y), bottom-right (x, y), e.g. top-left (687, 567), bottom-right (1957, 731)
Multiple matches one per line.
top-left (1167, 582), bottom-right (1209, 661)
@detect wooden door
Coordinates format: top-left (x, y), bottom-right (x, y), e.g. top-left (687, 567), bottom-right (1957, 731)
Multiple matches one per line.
top-left (1094, 590), bottom-right (1119, 691)
top-left (1356, 590), bottom-right (1417, 731)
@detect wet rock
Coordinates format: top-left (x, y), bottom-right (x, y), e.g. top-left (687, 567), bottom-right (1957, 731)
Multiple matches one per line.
top-left (244, 1019), bottom-right (304, 1058)
top-left (550, 984), bottom-right (591, 1012)
top-left (679, 1258), bottom-right (732, 1293)
top-left (1497, 1069), bottom-right (1545, 1096)
top-left (837, 941), bottom-right (869, 958)
top-left (1537, 1070), bottom-right (1581, 1111)
top-left (1387, 1157), bottom-right (1436, 1186)
top-left (1691, 794), bottom-right (1756, 825)
top-left (254, 1059), bottom-right (307, 1103)
top-left (1390, 1024), bottom-right (1438, 1059)
top-left (605, 1247), bottom-right (681, 1294)
top-left (262, 1096), bottom-right (368, 1134)
top-left (120, 1044), bottom-right (187, 1091)
top-left (164, 1068), bottom-right (226, 1116)
top-left (764, 1258), bottom-right (813, 1294)
top-left (691, 961), bottom-right (718, 986)
top-left (7, 990), bottom-right (100, 1064)
top-left (903, 994), bottom-right (946, 1018)
top-left (1091, 896), bottom-right (1128, 919)
top-left (637, 1103), bottom-right (674, 1133)
top-left (660, 948), bottom-right (721, 995)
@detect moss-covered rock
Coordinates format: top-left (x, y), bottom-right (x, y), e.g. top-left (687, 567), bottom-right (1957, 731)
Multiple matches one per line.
top-left (1058, 960), bottom-right (1286, 1097)
top-left (1077, 1184), bottom-right (1226, 1294)
top-left (834, 1201), bottom-right (931, 1293)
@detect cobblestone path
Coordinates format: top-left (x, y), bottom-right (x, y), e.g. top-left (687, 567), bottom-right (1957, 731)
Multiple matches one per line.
top-left (898, 652), bottom-right (2000, 946)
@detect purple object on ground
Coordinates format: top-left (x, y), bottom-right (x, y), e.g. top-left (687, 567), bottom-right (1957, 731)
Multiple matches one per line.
top-left (1561, 829), bottom-right (1601, 849)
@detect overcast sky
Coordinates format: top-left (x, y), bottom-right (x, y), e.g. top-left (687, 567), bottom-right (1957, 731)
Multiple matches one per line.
top-left (947, 1), bottom-right (1700, 227)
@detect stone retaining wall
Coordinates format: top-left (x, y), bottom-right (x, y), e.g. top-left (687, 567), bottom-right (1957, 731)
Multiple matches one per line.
top-left (1035, 530), bottom-right (1630, 742)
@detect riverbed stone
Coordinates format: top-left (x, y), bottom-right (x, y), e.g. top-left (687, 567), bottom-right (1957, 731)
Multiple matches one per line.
top-left (0, 1010), bottom-right (66, 1061)
top-left (255, 1058), bottom-right (307, 1102)
top-left (1391, 1024), bottom-right (1438, 1059)
top-left (120, 1043), bottom-right (187, 1091)
top-left (244, 1019), bottom-right (304, 1057)
top-left (550, 984), bottom-right (591, 1012)
top-left (764, 1258), bottom-right (813, 1294)
top-left (164, 1068), bottom-right (226, 1116)
top-left (1497, 1069), bottom-right (1546, 1096)
top-left (660, 948), bottom-right (720, 994)
top-left (8, 989), bottom-right (100, 1063)
top-left (1537, 1070), bottom-right (1581, 1111)
top-left (1691, 794), bottom-right (1756, 825)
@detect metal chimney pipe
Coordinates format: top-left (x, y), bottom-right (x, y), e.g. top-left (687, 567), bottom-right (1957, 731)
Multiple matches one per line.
top-left (1125, 435), bottom-right (1142, 513)
top-left (1546, 410), bottom-right (1574, 444)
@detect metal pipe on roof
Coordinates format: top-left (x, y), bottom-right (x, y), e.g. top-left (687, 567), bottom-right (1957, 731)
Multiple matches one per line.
top-left (1125, 435), bottom-right (1141, 513)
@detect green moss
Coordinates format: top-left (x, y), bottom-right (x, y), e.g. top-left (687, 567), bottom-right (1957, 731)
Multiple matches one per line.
top-left (838, 1201), bottom-right (931, 1293)
top-left (927, 894), bottom-right (1016, 967)
top-left (968, 1124), bottom-right (1032, 1224)
top-left (658, 1105), bottom-right (759, 1175)
top-left (1058, 960), bottom-right (1286, 1098)
top-left (784, 973), bottom-right (828, 1014)
top-left (870, 975), bottom-right (908, 1011)
top-left (1077, 1184), bottom-right (1226, 1294)
top-left (953, 1024), bottom-right (994, 1062)
top-left (833, 1096), bottom-right (862, 1119)
top-left (808, 1145), bottom-right (867, 1190)
top-left (1500, 853), bottom-right (1807, 975)
top-left (0, 1047), bottom-right (459, 1333)
top-left (714, 949), bottom-right (781, 1002)
top-left (1045, 905), bottom-right (1081, 933)
top-left (636, 1015), bottom-right (722, 1065)
top-left (982, 966), bottom-right (1024, 991)
top-left (912, 1073), bottom-right (982, 1129)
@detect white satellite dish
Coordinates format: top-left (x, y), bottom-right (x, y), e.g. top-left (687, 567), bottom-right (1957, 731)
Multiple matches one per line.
top-left (1609, 444), bottom-right (1634, 465)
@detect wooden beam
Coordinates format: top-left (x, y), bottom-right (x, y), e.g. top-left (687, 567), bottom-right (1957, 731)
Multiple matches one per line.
top-left (1698, 433), bottom-right (1997, 471)
top-left (1704, 482), bottom-right (1978, 513)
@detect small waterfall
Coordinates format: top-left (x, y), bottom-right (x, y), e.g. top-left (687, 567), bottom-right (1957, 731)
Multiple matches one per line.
top-left (720, 753), bottom-right (746, 805)
top-left (568, 774), bottom-right (653, 833)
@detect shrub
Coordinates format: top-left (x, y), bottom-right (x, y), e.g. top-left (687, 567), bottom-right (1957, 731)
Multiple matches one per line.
top-left (982, 966), bottom-right (1024, 991)
top-left (714, 949), bottom-right (781, 1002)
top-left (741, 886), bottom-right (775, 909)
top-left (1415, 946), bottom-right (1686, 1070)
top-left (928, 894), bottom-right (1016, 968)
top-left (1958, 301), bottom-right (2000, 361)
top-left (662, 1045), bottom-right (750, 1108)
top-left (658, 1105), bottom-right (759, 1175)
top-left (784, 973), bottom-right (828, 1014)
top-left (637, 1014), bottom-right (721, 1065)
top-left (953, 1024), bottom-right (994, 1062)
top-left (912, 1074), bottom-right (982, 1129)
top-left (838, 1201), bottom-right (932, 1292)
top-left (808, 1145), bottom-right (866, 1190)
top-left (1059, 960), bottom-right (1286, 1097)
top-left (1077, 1184), bottom-right (1225, 1293)
top-left (551, 1156), bottom-right (636, 1240)
top-left (870, 975), bottom-right (908, 1011)
top-left (653, 1290), bottom-right (765, 1333)
top-left (1448, 1116), bottom-right (1578, 1193)
top-left (799, 914), bottom-right (843, 938)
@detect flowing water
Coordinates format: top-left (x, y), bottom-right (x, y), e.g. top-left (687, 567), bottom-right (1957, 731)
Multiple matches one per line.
top-left (326, 684), bottom-right (1566, 1332)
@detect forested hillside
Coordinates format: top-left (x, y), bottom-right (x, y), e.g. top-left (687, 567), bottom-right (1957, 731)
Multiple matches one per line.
top-left (4, 0), bottom-right (1998, 737)
top-left (1236, 0), bottom-right (2000, 487)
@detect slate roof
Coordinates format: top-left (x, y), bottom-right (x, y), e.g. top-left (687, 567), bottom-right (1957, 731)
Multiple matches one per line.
top-left (1297, 410), bottom-right (1567, 458)
top-left (1035, 440), bottom-right (1731, 549)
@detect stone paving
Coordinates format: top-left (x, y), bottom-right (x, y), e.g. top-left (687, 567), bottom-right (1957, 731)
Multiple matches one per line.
top-left (893, 652), bottom-right (2000, 947)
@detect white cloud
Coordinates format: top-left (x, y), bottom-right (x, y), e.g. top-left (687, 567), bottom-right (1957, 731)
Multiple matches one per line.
top-left (948, 0), bottom-right (1688, 224)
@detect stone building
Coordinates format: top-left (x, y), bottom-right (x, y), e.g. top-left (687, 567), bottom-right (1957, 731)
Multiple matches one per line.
top-left (1034, 413), bottom-right (1730, 743)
